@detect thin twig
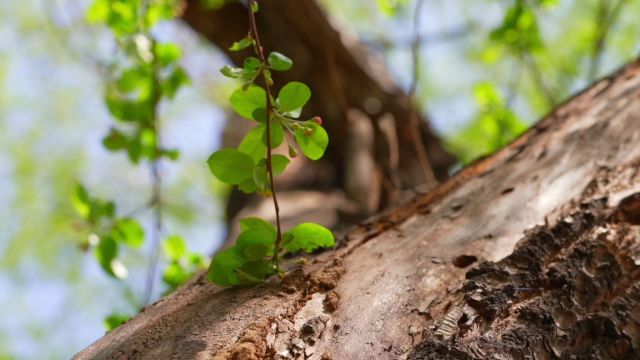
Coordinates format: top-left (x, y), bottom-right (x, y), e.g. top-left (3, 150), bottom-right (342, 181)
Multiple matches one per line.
top-left (587, 0), bottom-right (629, 81)
top-left (407, 0), bottom-right (438, 188)
top-left (521, 52), bottom-right (555, 108)
top-left (247, 0), bottom-right (283, 273)
top-left (362, 22), bottom-right (475, 50)
top-left (141, 0), bottom-right (164, 306)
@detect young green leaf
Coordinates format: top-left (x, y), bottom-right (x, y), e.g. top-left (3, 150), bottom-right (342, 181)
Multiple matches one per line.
top-left (238, 125), bottom-right (267, 162)
top-left (236, 227), bottom-right (275, 261)
top-left (103, 313), bottom-right (130, 331)
top-left (102, 128), bottom-right (129, 151)
top-left (294, 123), bottom-right (329, 160)
top-left (240, 217), bottom-right (277, 235)
top-left (71, 183), bottom-right (91, 219)
top-left (111, 218), bottom-right (144, 248)
top-left (220, 65), bottom-right (243, 79)
top-left (163, 235), bottom-right (187, 260)
top-left (162, 67), bottom-right (190, 99)
top-left (229, 36), bottom-right (254, 52)
top-left (105, 94), bottom-right (152, 123)
top-left (207, 149), bottom-right (255, 185)
top-left (267, 51), bottom-right (293, 71)
top-left (161, 148), bottom-right (180, 161)
top-left (95, 236), bottom-right (128, 279)
top-left (155, 43), bottom-right (181, 66)
top-left (207, 247), bottom-right (247, 286)
top-left (271, 155), bottom-right (290, 176)
top-left (244, 56), bottom-right (261, 71)
top-left (264, 121), bottom-right (284, 148)
top-left (237, 261), bottom-right (272, 284)
top-left (116, 66), bottom-right (152, 93)
top-left (252, 166), bottom-right (269, 191)
top-left (278, 82), bottom-right (311, 112)
top-left (283, 223), bottom-right (335, 253)
top-left (238, 178), bottom-right (259, 194)
top-left (163, 262), bottom-right (190, 289)
top-left (229, 86), bottom-right (267, 121)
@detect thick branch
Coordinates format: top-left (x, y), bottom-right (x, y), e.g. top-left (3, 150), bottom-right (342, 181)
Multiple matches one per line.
top-left (75, 59), bottom-right (640, 359)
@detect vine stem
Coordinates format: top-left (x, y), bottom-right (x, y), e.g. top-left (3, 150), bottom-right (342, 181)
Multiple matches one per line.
top-left (247, 0), bottom-right (283, 273)
top-left (140, 0), bottom-right (163, 305)
top-left (407, 0), bottom-right (438, 188)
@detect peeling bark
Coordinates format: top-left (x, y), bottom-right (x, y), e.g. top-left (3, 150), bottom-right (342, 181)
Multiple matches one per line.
top-left (75, 60), bottom-right (640, 359)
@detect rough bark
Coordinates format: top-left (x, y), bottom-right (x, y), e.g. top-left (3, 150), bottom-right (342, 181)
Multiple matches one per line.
top-left (75, 58), bottom-right (640, 359)
top-left (181, 0), bottom-right (455, 222)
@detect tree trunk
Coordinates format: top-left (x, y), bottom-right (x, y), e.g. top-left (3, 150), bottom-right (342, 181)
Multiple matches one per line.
top-left (74, 58), bottom-right (640, 359)
top-left (181, 0), bottom-right (455, 223)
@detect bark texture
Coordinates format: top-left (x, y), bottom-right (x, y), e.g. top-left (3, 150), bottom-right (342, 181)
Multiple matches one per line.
top-left (181, 0), bottom-right (455, 222)
top-left (75, 59), bottom-right (640, 359)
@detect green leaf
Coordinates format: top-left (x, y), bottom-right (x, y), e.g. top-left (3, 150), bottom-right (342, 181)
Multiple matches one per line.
top-left (161, 148), bottom-right (180, 161)
top-left (252, 166), bottom-right (269, 191)
top-left (145, 1), bottom-right (178, 27)
top-left (251, 108), bottom-right (267, 123)
top-left (162, 262), bottom-right (190, 289)
top-left (162, 67), bottom-right (190, 99)
top-left (278, 82), bottom-right (311, 112)
top-left (251, 1), bottom-right (259, 13)
top-left (71, 183), bottom-right (91, 218)
top-left (229, 86), bottom-right (267, 121)
top-left (244, 56), bottom-right (261, 71)
top-left (95, 236), bottom-right (128, 279)
top-left (111, 218), bottom-right (144, 248)
top-left (237, 260), bottom-right (272, 284)
top-left (188, 253), bottom-right (207, 267)
top-left (162, 235), bottom-right (187, 260)
top-left (102, 128), bottom-right (128, 151)
top-left (239, 217), bottom-right (276, 235)
top-left (207, 247), bottom-right (247, 286)
top-left (238, 177), bottom-right (259, 194)
top-left (236, 227), bottom-right (275, 261)
top-left (87, 199), bottom-right (116, 223)
top-left (103, 313), bottom-right (130, 331)
top-left (116, 66), bottom-right (152, 94)
top-left (238, 125), bottom-right (267, 162)
top-left (207, 149), bottom-right (255, 185)
top-left (266, 121), bottom-right (284, 148)
top-left (271, 155), bottom-right (290, 176)
top-left (88, 0), bottom-right (138, 37)
top-left (267, 52), bottom-right (293, 71)
top-left (229, 36), bottom-right (254, 52)
top-left (105, 94), bottom-right (152, 123)
top-left (283, 223), bottom-right (335, 253)
top-left (220, 65), bottom-right (243, 79)
top-left (86, 0), bottom-right (109, 23)
top-left (376, 0), bottom-right (409, 16)
top-left (294, 123), bottom-right (328, 160)
top-left (155, 43), bottom-right (181, 67)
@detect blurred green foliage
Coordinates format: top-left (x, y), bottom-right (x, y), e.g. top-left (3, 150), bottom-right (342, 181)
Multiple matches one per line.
top-left (447, 82), bottom-right (527, 164)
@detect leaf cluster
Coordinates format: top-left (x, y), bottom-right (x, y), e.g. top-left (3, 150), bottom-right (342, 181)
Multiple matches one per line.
top-left (71, 184), bottom-right (144, 279)
top-left (208, 218), bottom-right (333, 286)
top-left (206, 15), bottom-right (334, 286)
top-left (209, 38), bottom-right (329, 195)
top-left (162, 235), bottom-right (207, 291)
